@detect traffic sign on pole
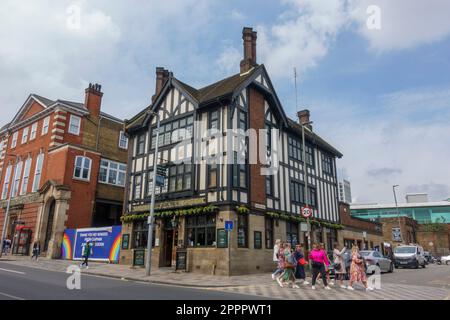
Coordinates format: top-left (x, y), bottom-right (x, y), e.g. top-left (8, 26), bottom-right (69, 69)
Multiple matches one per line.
top-left (225, 220), bottom-right (233, 231)
top-left (301, 206), bottom-right (313, 218)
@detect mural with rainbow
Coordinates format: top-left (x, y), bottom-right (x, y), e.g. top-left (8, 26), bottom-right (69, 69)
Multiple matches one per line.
top-left (61, 226), bottom-right (122, 263)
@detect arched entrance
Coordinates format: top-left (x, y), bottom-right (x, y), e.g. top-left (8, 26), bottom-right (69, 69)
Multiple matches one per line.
top-left (43, 198), bottom-right (56, 252)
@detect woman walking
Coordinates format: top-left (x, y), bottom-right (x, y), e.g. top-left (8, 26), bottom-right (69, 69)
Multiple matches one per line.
top-left (294, 244), bottom-right (309, 285)
top-left (275, 243), bottom-right (286, 287)
top-left (309, 243), bottom-right (331, 290)
top-left (271, 239), bottom-right (282, 280)
top-left (333, 243), bottom-right (347, 289)
top-left (279, 243), bottom-right (299, 288)
top-left (348, 245), bottom-right (373, 291)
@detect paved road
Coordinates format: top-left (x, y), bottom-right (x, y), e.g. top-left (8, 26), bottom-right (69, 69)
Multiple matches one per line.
top-left (381, 263), bottom-right (450, 289)
top-left (0, 262), bottom-right (266, 300)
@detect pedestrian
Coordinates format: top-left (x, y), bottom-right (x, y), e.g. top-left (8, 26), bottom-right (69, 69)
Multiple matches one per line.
top-left (333, 243), bottom-right (347, 289)
top-left (275, 242), bottom-right (286, 287)
top-left (279, 243), bottom-right (299, 288)
top-left (80, 241), bottom-right (93, 269)
top-left (31, 240), bottom-right (41, 261)
top-left (294, 244), bottom-right (309, 285)
top-left (309, 243), bottom-right (331, 290)
top-left (348, 245), bottom-right (373, 291)
top-left (271, 239), bottom-right (283, 280)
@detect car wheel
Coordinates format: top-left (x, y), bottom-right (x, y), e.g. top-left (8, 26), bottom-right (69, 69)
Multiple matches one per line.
top-left (414, 262), bottom-right (419, 269)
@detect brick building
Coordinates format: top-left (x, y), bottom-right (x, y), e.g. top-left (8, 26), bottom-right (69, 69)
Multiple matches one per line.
top-left (338, 201), bottom-right (384, 251)
top-left (121, 27), bottom-right (343, 275)
top-left (0, 84), bottom-right (128, 258)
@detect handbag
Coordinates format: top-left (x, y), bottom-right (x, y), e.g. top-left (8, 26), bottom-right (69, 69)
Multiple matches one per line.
top-left (334, 262), bottom-right (341, 270)
top-left (298, 258), bottom-right (307, 266)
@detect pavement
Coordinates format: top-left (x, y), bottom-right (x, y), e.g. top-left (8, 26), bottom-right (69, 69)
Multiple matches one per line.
top-left (1, 255), bottom-right (449, 300)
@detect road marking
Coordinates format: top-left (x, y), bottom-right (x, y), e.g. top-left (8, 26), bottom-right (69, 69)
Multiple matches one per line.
top-left (0, 267), bottom-right (26, 275)
top-left (0, 291), bottom-right (25, 300)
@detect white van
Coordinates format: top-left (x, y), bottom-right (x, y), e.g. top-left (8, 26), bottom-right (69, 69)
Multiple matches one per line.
top-left (394, 245), bottom-right (426, 269)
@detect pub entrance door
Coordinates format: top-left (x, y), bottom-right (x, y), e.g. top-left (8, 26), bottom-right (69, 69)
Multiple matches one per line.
top-left (163, 218), bottom-right (174, 267)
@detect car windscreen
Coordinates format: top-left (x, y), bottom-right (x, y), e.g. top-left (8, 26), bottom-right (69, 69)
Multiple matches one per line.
top-left (394, 247), bottom-right (416, 254)
top-left (360, 252), bottom-right (370, 257)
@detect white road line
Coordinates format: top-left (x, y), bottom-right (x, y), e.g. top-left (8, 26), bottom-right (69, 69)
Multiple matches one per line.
top-left (0, 267), bottom-right (26, 275)
top-left (0, 291), bottom-right (25, 300)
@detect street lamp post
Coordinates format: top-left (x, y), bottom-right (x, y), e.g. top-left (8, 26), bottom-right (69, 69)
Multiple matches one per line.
top-left (145, 112), bottom-right (160, 276)
top-left (392, 185), bottom-right (403, 244)
top-left (301, 121), bottom-right (313, 256)
top-left (0, 155), bottom-right (18, 258)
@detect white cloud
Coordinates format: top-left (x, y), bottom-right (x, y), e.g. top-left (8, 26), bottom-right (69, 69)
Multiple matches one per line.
top-left (311, 85), bottom-right (450, 203)
top-left (215, 46), bottom-right (241, 75)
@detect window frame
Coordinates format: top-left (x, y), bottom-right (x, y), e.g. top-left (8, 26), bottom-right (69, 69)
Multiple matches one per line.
top-left (322, 154), bottom-right (334, 176)
top-left (265, 217), bottom-right (274, 249)
top-left (207, 161), bottom-right (218, 189)
top-left (167, 164), bottom-right (192, 193)
top-left (286, 221), bottom-right (299, 246)
top-left (266, 175), bottom-right (274, 197)
top-left (208, 109), bottom-right (219, 130)
top-left (73, 156), bottom-right (92, 181)
top-left (32, 153), bottom-right (44, 192)
top-left (68, 115), bottom-right (81, 135)
top-left (185, 214), bottom-right (217, 248)
top-left (119, 130), bottom-right (129, 150)
top-left (133, 174), bottom-right (142, 200)
top-left (98, 159), bottom-right (127, 187)
top-left (42, 116), bottom-right (50, 135)
top-left (137, 134), bottom-right (146, 155)
top-left (30, 122), bottom-right (37, 140)
top-left (1, 165), bottom-right (12, 199)
top-left (21, 127), bottom-right (29, 144)
top-left (20, 157), bottom-right (32, 195)
top-left (12, 160), bottom-right (23, 197)
top-left (290, 180), bottom-right (305, 205)
top-left (237, 214), bottom-right (248, 248)
top-left (11, 131), bottom-right (18, 148)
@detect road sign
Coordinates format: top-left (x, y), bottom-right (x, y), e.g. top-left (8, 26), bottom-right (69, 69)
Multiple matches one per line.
top-left (301, 206), bottom-right (313, 218)
top-left (363, 231), bottom-right (367, 238)
top-left (155, 174), bottom-right (165, 187)
top-left (225, 220), bottom-right (233, 231)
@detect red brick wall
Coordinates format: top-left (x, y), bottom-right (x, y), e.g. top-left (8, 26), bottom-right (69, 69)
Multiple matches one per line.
top-left (21, 101), bottom-right (45, 121)
top-left (248, 87), bottom-right (266, 207)
top-left (340, 202), bottom-right (382, 234)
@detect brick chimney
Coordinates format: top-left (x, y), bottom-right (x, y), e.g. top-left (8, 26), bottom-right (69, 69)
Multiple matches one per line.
top-left (84, 83), bottom-right (103, 117)
top-left (152, 67), bottom-right (170, 103)
top-left (297, 109), bottom-right (312, 128)
top-left (240, 27), bottom-right (257, 73)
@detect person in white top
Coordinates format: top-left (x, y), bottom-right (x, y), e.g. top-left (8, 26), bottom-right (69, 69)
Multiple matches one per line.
top-left (271, 239), bottom-right (282, 280)
top-left (333, 243), bottom-right (347, 288)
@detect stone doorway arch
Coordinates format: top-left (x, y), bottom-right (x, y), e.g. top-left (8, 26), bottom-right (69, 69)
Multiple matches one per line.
top-left (35, 180), bottom-right (71, 258)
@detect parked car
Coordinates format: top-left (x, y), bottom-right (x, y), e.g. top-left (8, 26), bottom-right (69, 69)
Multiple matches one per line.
top-left (360, 250), bottom-right (394, 274)
top-left (394, 245), bottom-right (426, 269)
top-left (440, 255), bottom-right (450, 265)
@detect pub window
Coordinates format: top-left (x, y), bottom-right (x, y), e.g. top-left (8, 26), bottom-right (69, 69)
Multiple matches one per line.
top-left (238, 110), bottom-right (247, 131)
top-left (290, 180), bottom-right (304, 204)
top-left (237, 214), bottom-right (248, 248)
top-left (132, 221), bottom-right (155, 249)
top-left (207, 162), bottom-right (217, 188)
top-left (168, 164), bottom-right (192, 192)
top-left (137, 134), bottom-right (145, 155)
top-left (288, 136), bottom-right (302, 161)
top-left (322, 154), bottom-right (333, 175)
top-left (186, 214), bottom-right (216, 247)
top-left (308, 187), bottom-right (317, 207)
top-left (265, 217), bottom-right (274, 249)
top-left (151, 115), bottom-right (194, 149)
top-left (232, 151), bottom-right (247, 188)
top-left (209, 110), bottom-right (219, 130)
top-left (133, 174), bottom-right (142, 199)
top-left (305, 144), bottom-right (314, 167)
top-left (266, 175), bottom-right (273, 196)
top-left (286, 221), bottom-right (299, 246)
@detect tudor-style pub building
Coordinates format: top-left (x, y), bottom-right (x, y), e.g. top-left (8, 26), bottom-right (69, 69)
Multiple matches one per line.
top-left (122, 27), bottom-right (343, 275)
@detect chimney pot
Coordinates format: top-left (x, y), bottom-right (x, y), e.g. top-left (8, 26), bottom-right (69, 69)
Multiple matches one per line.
top-left (240, 27), bottom-right (257, 73)
top-left (85, 82), bottom-right (103, 117)
top-left (297, 109), bottom-right (311, 127)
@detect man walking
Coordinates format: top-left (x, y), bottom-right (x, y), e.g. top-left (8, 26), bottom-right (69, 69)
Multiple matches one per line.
top-left (31, 240), bottom-right (41, 260)
top-left (80, 241), bottom-right (93, 269)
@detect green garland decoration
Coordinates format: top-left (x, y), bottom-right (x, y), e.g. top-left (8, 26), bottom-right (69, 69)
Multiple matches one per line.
top-left (236, 205), bottom-right (250, 215)
top-left (120, 205), bottom-right (218, 223)
top-left (265, 212), bottom-right (343, 229)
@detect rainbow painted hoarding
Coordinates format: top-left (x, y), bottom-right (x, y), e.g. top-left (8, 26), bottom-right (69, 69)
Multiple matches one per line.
top-left (61, 226), bottom-right (121, 263)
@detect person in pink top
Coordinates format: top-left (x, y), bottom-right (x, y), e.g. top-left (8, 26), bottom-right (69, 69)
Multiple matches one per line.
top-left (308, 243), bottom-right (331, 290)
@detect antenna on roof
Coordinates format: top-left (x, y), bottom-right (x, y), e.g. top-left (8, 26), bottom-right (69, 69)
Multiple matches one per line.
top-left (294, 67), bottom-right (299, 113)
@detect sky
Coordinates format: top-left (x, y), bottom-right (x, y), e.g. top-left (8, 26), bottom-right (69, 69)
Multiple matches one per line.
top-left (1, 0), bottom-right (449, 204)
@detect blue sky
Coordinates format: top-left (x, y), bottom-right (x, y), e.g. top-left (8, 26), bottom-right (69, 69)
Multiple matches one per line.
top-left (1, 0), bottom-right (449, 203)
